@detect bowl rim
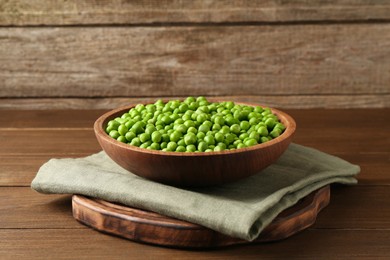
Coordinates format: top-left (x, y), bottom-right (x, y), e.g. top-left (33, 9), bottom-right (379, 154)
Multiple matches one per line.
top-left (94, 100), bottom-right (296, 157)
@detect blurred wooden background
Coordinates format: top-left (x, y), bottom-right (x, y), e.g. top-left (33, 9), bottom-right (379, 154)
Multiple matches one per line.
top-left (0, 0), bottom-right (389, 109)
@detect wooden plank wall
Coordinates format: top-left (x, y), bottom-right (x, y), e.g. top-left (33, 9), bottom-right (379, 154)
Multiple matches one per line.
top-left (0, 0), bottom-right (389, 109)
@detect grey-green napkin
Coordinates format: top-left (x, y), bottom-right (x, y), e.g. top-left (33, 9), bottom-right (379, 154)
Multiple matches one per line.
top-left (31, 143), bottom-right (359, 241)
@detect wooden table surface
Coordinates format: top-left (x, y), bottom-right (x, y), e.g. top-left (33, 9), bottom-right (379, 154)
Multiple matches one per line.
top-left (1, 108), bottom-right (389, 259)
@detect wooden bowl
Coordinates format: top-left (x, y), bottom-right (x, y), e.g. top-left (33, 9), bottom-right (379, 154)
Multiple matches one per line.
top-left (94, 102), bottom-right (296, 187)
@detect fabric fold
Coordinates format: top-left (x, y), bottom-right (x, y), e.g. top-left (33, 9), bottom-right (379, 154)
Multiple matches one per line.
top-left (31, 143), bottom-right (360, 241)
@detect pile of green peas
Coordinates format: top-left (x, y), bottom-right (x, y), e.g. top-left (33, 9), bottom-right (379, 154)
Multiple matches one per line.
top-left (105, 97), bottom-right (286, 152)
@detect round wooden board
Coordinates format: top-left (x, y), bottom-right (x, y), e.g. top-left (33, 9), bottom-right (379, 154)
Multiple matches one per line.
top-left (72, 185), bottom-right (330, 248)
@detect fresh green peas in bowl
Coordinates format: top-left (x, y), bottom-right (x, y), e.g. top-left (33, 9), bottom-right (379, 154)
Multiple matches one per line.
top-left (104, 97), bottom-right (287, 152)
top-left (94, 97), bottom-right (296, 187)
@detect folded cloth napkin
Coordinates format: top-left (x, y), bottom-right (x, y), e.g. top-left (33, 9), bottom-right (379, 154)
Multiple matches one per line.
top-left (31, 143), bottom-right (359, 241)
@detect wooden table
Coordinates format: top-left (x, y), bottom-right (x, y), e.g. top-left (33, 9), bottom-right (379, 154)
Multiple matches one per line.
top-left (1, 108), bottom-right (389, 259)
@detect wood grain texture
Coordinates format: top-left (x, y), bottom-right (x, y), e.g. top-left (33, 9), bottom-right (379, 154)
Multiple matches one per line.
top-left (1, 108), bottom-right (389, 258)
top-left (1, 125), bottom-right (387, 155)
top-left (0, 109), bottom-right (105, 128)
top-left (1, 24), bottom-right (389, 109)
top-left (1, 109), bottom-right (388, 186)
top-left (2, 153), bottom-right (388, 187)
top-left (0, 187), bottom-right (78, 229)
top-left (2, 108), bottom-right (389, 129)
top-left (0, 130), bottom-right (100, 155)
top-left (3, 186), bottom-right (390, 230)
top-left (72, 187), bottom-right (330, 248)
top-left (1, 0), bottom-right (390, 26)
top-left (1, 229), bottom-right (390, 259)
top-left (1, 95), bottom-right (389, 109)
top-left (315, 186), bottom-right (390, 229)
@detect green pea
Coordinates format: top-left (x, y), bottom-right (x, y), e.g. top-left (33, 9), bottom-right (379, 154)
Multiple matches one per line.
top-left (176, 146), bottom-right (186, 152)
top-left (151, 131), bottom-right (162, 143)
top-left (182, 114), bottom-right (191, 121)
top-left (175, 124), bottom-right (187, 134)
top-left (187, 126), bottom-right (197, 134)
top-left (109, 130), bottom-right (120, 139)
top-left (203, 120), bottom-right (213, 128)
top-left (179, 103), bottom-right (188, 113)
top-left (216, 142), bottom-right (227, 150)
top-left (170, 114), bottom-right (180, 121)
top-left (139, 133), bottom-right (150, 143)
top-left (177, 139), bottom-right (185, 146)
top-left (230, 124), bottom-right (241, 134)
top-left (145, 125), bottom-right (156, 135)
top-left (220, 125), bottom-right (230, 134)
top-left (174, 118), bottom-right (184, 125)
top-left (212, 123), bottom-right (221, 131)
top-left (257, 126), bottom-right (269, 136)
top-left (167, 142), bottom-right (177, 151)
top-left (140, 143), bottom-right (149, 149)
top-left (196, 113), bottom-right (207, 123)
top-left (214, 132), bottom-right (224, 143)
top-left (254, 106), bottom-right (264, 113)
top-left (221, 109), bottom-right (231, 116)
top-left (170, 131), bottom-right (182, 142)
top-left (117, 136), bottom-right (127, 143)
top-left (125, 131), bottom-right (136, 142)
top-left (233, 110), bottom-right (245, 121)
top-left (160, 142), bottom-right (168, 149)
top-left (270, 128), bottom-right (282, 138)
top-left (184, 120), bottom-right (195, 128)
top-left (189, 101), bottom-right (199, 110)
top-left (240, 121), bottom-right (250, 131)
top-left (204, 135), bottom-right (215, 145)
top-left (114, 117), bottom-right (126, 124)
top-left (249, 132), bottom-right (260, 142)
top-left (149, 142), bottom-right (160, 150)
top-left (125, 120), bottom-right (136, 129)
top-left (105, 125), bottom-right (114, 133)
top-left (198, 141), bottom-right (208, 152)
top-left (131, 124), bottom-right (144, 135)
top-left (161, 115), bottom-right (172, 124)
top-left (133, 115), bottom-right (141, 122)
top-left (198, 124), bottom-right (210, 133)
top-left (249, 117), bottom-right (260, 125)
top-left (225, 133), bottom-right (235, 144)
top-left (197, 132), bottom-right (206, 140)
top-left (108, 120), bottom-right (121, 129)
top-left (274, 123), bottom-right (286, 131)
top-left (237, 143), bottom-right (246, 149)
top-left (260, 136), bottom-right (270, 143)
top-left (214, 116), bottom-right (225, 126)
top-left (146, 104), bottom-right (156, 113)
top-left (225, 116), bottom-right (239, 126)
top-left (186, 144), bottom-right (196, 152)
top-left (225, 101), bottom-right (234, 109)
top-left (197, 105), bottom-right (209, 114)
top-left (185, 96), bottom-right (196, 104)
top-left (184, 133), bottom-right (197, 145)
top-left (130, 137), bottom-right (141, 147)
top-left (135, 104), bottom-right (145, 111)
top-left (161, 134), bottom-right (170, 142)
top-left (239, 133), bottom-right (249, 140)
top-left (162, 106), bottom-right (172, 113)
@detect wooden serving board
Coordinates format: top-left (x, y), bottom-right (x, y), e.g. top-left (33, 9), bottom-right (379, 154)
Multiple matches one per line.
top-left (72, 186), bottom-right (330, 248)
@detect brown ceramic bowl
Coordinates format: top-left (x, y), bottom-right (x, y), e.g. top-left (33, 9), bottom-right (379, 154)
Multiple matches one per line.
top-left (94, 102), bottom-right (296, 187)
